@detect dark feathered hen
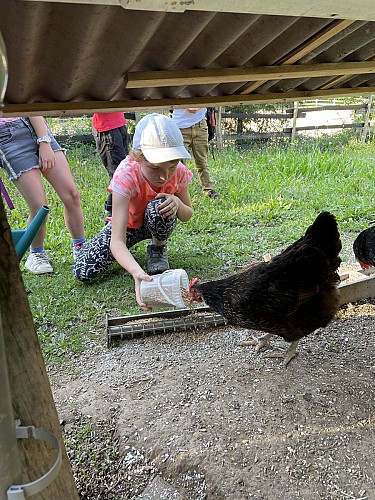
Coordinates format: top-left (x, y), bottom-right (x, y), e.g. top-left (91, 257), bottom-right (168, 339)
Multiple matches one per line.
top-left (189, 212), bottom-right (342, 365)
top-left (353, 226), bottom-right (375, 269)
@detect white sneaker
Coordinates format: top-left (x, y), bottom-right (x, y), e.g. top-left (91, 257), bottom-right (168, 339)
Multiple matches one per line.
top-left (25, 251), bottom-right (53, 274)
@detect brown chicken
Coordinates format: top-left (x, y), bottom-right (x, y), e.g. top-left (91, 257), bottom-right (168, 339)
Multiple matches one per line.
top-left (353, 226), bottom-right (375, 269)
top-left (189, 212), bottom-right (342, 365)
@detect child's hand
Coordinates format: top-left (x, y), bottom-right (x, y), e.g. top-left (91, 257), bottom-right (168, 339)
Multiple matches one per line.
top-left (38, 143), bottom-right (56, 172)
top-left (134, 271), bottom-right (153, 311)
top-left (155, 193), bottom-right (179, 219)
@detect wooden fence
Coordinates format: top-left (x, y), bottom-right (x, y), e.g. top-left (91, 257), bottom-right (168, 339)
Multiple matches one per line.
top-left (50, 99), bottom-right (374, 148)
top-left (216, 97), bottom-right (373, 148)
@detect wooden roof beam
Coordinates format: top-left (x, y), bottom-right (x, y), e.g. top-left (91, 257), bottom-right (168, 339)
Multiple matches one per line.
top-left (3, 86), bottom-right (375, 117)
top-left (237, 19), bottom-right (355, 94)
top-left (125, 61), bottom-right (375, 89)
top-left (319, 55), bottom-right (375, 90)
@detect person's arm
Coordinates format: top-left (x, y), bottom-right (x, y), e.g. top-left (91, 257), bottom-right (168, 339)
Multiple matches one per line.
top-left (28, 116), bottom-right (56, 172)
top-left (109, 192), bottom-right (153, 310)
top-left (155, 186), bottom-right (193, 222)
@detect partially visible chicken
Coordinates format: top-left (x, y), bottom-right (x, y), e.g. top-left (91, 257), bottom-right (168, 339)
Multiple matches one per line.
top-left (353, 226), bottom-right (375, 269)
top-left (189, 212), bottom-right (342, 366)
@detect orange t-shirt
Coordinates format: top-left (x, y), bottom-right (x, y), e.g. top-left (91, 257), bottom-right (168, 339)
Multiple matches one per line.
top-left (109, 156), bottom-right (193, 229)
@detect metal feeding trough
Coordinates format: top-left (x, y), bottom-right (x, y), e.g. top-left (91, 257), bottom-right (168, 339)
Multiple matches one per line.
top-left (106, 306), bottom-right (227, 347)
top-left (106, 272), bottom-right (375, 347)
top-left (337, 270), bottom-right (375, 306)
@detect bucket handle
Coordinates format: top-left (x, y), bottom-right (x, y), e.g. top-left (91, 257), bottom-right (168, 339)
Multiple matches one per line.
top-left (155, 271), bottom-right (176, 305)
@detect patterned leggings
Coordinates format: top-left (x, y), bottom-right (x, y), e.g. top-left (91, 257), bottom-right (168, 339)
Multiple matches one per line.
top-left (73, 198), bottom-right (177, 281)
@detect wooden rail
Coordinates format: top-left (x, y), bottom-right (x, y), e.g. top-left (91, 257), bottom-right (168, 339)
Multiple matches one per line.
top-left (218, 98), bottom-right (373, 146)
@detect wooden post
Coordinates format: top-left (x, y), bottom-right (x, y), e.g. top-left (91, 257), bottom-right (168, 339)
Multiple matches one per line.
top-left (0, 199), bottom-right (79, 499)
top-left (291, 101), bottom-right (299, 143)
top-left (361, 95), bottom-right (373, 143)
top-left (0, 314), bottom-right (22, 495)
top-left (134, 111), bottom-right (142, 124)
top-left (215, 106), bottom-right (223, 151)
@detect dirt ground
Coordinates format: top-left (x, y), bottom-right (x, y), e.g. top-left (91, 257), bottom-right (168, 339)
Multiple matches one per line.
top-left (51, 271), bottom-right (375, 500)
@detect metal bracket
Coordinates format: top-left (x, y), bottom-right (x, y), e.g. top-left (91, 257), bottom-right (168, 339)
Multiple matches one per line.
top-left (7, 425), bottom-right (62, 499)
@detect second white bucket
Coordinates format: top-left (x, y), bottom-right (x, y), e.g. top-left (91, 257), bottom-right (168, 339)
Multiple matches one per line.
top-left (140, 268), bottom-right (189, 309)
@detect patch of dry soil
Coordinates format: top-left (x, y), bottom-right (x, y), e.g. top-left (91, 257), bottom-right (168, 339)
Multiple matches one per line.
top-left (51, 297), bottom-right (375, 500)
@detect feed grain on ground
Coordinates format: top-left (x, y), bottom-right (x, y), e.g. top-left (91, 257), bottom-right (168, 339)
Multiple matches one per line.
top-left (52, 289), bottom-right (375, 499)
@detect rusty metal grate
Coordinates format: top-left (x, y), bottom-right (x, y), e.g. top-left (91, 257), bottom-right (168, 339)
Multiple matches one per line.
top-left (106, 306), bottom-right (227, 347)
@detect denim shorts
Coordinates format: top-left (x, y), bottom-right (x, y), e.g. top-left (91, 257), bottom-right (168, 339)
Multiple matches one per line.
top-left (0, 117), bottom-right (65, 180)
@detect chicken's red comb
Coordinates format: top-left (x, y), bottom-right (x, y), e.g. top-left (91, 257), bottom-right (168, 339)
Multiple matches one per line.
top-left (189, 277), bottom-right (199, 290)
top-left (356, 258), bottom-right (373, 269)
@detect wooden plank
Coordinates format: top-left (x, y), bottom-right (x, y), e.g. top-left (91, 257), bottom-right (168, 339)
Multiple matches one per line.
top-left (339, 273), bottom-right (350, 281)
top-left (277, 20), bottom-right (355, 65)
top-left (319, 75), bottom-right (354, 90)
top-left (285, 104), bottom-right (366, 112)
top-left (291, 101), bottom-right (299, 142)
top-left (223, 132), bottom-right (291, 139)
top-left (221, 112), bottom-right (306, 119)
top-left (361, 95), bottom-right (373, 142)
top-left (319, 55), bottom-right (375, 90)
top-left (283, 123), bottom-right (364, 132)
top-left (3, 86), bottom-right (375, 117)
top-left (125, 61), bottom-right (375, 89)
top-left (238, 19), bottom-right (355, 94)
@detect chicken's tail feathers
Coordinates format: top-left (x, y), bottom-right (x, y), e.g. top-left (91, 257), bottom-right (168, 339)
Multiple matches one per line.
top-left (305, 211), bottom-right (342, 261)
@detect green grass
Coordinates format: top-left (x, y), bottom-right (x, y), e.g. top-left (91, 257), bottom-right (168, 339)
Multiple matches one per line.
top-left (4, 136), bottom-right (375, 365)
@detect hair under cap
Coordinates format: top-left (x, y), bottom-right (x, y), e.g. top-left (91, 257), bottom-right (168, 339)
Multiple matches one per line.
top-left (133, 113), bottom-right (190, 163)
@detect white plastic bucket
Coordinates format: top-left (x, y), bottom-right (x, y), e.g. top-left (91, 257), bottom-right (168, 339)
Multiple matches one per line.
top-left (140, 269), bottom-right (189, 309)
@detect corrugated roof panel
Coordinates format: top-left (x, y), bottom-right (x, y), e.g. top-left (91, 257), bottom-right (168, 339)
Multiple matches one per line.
top-left (1, 0), bottom-right (375, 114)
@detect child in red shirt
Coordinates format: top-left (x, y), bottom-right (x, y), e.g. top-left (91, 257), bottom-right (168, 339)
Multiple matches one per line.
top-left (92, 112), bottom-right (129, 217)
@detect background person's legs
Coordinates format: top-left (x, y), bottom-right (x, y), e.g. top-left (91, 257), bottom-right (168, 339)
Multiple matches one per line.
top-left (190, 121), bottom-right (214, 193)
top-left (44, 151), bottom-right (85, 242)
top-left (13, 168), bottom-right (53, 274)
top-left (13, 168), bottom-right (49, 249)
top-left (94, 126), bottom-right (129, 216)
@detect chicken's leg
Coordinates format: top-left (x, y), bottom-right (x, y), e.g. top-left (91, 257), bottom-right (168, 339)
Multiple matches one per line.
top-left (240, 332), bottom-right (273, 352)
top-left (265, 340), bottom-right (299, 366)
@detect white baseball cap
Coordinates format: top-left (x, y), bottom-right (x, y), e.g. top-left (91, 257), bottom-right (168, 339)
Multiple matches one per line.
top-left (132, 113), bottom-right (191, 163)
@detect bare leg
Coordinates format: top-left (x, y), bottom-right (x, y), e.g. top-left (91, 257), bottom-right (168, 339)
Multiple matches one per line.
top-left (43, 151), bottom-right (84, 239)
top-left (240, 332), bottom-right (274, 352)
top-left (13, 168), bottom-right (48, 249)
